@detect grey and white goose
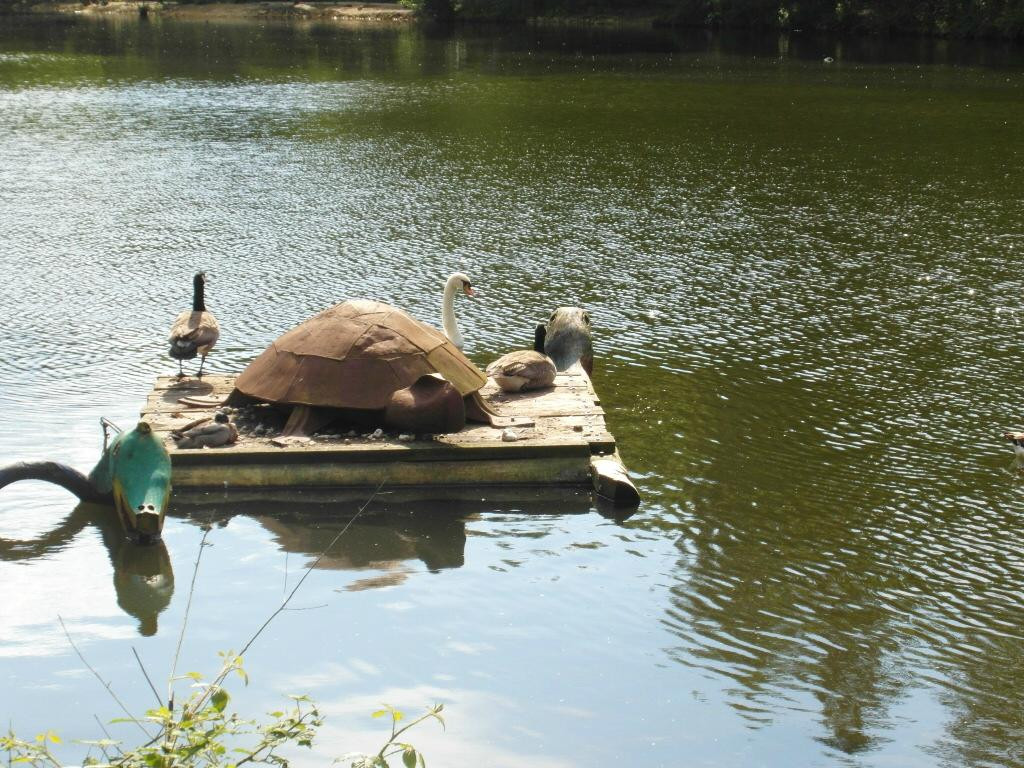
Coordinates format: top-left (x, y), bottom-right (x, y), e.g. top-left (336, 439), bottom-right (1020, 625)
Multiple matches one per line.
top-left (168, 271), bottom-right (219, 378)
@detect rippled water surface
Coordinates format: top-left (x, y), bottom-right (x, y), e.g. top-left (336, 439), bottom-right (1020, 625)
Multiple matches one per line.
top-left (1, 16), bottom-right (1024, 767)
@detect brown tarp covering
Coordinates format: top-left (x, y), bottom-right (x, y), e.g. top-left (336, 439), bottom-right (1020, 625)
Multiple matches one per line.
top-left (235, 300), bottom-right (487, 410)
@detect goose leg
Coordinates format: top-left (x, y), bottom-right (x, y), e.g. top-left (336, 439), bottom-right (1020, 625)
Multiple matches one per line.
top-left (197, 355), bottom-right (207, 378)
top-left (176, 360), bottom-right (184, 378)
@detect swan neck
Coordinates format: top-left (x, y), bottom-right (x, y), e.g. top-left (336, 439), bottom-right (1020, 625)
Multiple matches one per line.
top-left (442, 279), bottom-right (463, 349)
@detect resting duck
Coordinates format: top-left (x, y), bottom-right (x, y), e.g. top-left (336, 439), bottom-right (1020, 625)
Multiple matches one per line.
top-left (486, 325), bottom-right (557, 393)
top-left (169, 271), bottom-right (219, 378)
top-left (173, 411), bottom-right (238, 449)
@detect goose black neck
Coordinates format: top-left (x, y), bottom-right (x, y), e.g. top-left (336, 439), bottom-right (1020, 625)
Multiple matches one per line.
top-left (533, 324), bottom-right (546, 353)
top-left (192, 274), bottom-right (206, 312)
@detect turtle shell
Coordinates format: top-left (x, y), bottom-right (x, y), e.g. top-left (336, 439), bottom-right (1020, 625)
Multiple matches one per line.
top-left (234, 300), bottom-right (487, 411)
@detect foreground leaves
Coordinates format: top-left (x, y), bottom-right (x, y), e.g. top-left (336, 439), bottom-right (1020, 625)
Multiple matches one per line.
top-left (3, 663), bottom-right (442, 768)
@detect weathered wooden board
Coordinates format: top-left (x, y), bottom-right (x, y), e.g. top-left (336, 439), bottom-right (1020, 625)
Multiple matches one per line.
top-left (173, 455), bottom-right (591, 488)
top-left (142, 366), bottom-right (635, 503)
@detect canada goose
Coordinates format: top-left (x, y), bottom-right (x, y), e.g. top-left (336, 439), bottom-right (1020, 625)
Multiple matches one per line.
top-left (486, 324), bottom-right (557, 393)
top-left (173, 411), bottom-right (238, 449)
top-left (168, 271), bottom-right (219, 378)
top-left (441, 272), bottom-right (475, 350)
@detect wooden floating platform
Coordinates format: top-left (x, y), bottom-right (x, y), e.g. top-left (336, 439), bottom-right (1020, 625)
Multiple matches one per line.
top-left (141, 367), bottom-right (640, 507)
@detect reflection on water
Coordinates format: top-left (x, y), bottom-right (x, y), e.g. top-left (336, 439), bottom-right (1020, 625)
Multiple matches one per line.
top-left (1, 13), bottom-right (1024, 768)
top-left (0, 488), bottom-right (592, 635)
top-left (185, 498), bottom-right (473, 585)
top-left (0, 502), bottom-right (173, 636)
top-left (257, 512), bottom-right (468, 584)
top-left (173, 487), bottom-right (595, 586)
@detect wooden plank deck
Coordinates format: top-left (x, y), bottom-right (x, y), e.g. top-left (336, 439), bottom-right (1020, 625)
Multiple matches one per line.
top-left (141, 367), bottom-right (633, 497)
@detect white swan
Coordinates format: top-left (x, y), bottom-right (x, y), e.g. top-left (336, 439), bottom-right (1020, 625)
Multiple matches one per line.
top-left (442, 272), bottom-right (475, 350)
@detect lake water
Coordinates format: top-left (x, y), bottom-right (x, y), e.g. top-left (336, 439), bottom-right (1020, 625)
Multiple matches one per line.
top-left (1, 14), bottom-right (1023, 767)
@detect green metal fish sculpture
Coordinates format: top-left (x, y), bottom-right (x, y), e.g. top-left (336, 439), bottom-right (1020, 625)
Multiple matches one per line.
top-left (0, 419), bottom-right (171, 544)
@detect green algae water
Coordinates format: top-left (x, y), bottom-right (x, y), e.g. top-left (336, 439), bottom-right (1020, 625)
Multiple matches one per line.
top-left (1, 16), bottom-right (1023, 767)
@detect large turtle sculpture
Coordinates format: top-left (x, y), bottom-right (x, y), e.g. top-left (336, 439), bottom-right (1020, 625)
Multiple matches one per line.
top-left (226, 299), bottom-right (493, 437)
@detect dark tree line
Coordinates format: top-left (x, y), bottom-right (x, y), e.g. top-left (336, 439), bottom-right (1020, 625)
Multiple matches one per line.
top-left (413, 0), bottom-right (1024, 37)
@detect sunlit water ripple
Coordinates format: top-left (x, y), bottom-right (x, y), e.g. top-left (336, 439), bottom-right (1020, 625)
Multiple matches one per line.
top-left (1, 17), bottom-right (1023, 768)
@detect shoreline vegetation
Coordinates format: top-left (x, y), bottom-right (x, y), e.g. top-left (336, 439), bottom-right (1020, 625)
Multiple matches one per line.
top-left (2, 0), bottom-right (1023, 38)
top-left (13, 1), bottom-right (417, 22)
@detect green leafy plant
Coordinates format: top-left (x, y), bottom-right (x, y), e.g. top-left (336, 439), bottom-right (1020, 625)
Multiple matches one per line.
top-left (2, 688), bottom-right (443, 767)
top-left (1, 658), bottom-right (324, 768)
top-left (346, 704), bottom-right (444, 768)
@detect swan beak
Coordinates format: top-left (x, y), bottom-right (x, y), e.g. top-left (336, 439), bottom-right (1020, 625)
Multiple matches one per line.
top-left (464, 284), bottom-right (476, 298)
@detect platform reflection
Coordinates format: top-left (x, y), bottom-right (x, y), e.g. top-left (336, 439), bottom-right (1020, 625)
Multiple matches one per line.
top-left (170, 486), bottom-right (597, 584)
